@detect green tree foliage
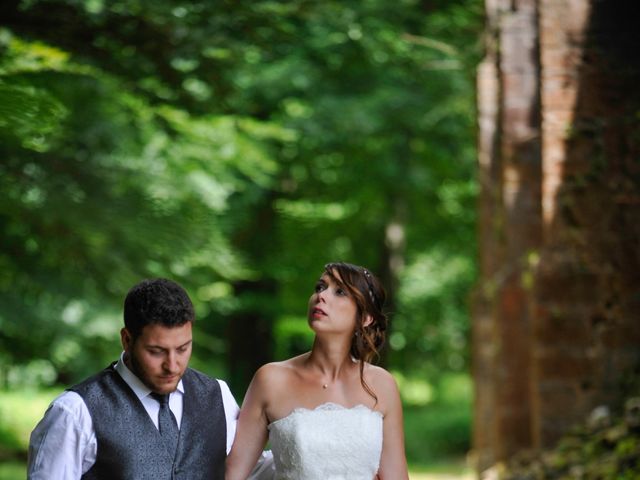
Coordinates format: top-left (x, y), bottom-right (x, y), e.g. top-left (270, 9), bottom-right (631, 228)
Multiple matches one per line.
top-left (1, 0), bottom-right (482, 392)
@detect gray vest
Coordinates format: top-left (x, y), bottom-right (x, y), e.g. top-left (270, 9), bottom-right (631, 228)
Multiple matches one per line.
top-left (70, 365), bottom-right (226, 480)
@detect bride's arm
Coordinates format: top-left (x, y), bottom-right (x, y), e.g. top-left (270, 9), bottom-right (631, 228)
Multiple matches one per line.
top-left (226, 366), bottom-right (272, 480)
top-left (376, 371), bottom-right (409, 480)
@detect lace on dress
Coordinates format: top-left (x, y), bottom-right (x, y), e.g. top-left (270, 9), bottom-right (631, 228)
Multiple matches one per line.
top-left (267, 402), bottom-right (383, 480)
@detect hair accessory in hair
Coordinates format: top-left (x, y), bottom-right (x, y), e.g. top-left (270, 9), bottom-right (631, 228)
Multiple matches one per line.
top-left (362, 268), bottom-right (381, 310)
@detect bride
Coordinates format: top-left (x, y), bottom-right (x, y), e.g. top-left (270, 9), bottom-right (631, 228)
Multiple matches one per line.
top-left (226, 262), bottom-right (409, 480)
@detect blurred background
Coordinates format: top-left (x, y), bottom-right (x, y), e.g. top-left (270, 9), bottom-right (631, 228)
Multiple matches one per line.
top-left (0, 0), bottom-right (481, 478)
top-left (3, 1), bottom-right (640, 479)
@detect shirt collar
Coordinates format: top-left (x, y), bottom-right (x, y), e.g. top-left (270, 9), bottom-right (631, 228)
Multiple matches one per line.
top-left (115, 351), bottom-right (185, 401)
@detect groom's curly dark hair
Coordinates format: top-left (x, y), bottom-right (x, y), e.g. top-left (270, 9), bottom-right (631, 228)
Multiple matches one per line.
top-left (123, 278), bottom-right (195, 339)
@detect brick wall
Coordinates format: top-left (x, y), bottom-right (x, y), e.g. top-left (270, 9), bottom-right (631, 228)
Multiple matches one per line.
top-left (473, 0), bottom-right (640, 471)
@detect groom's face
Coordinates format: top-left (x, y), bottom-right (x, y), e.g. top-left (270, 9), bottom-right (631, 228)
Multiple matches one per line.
top-left (121, 322), bottom-right (193, 395)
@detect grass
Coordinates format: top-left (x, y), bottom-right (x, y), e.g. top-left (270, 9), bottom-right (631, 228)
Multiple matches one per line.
top-left (402, 374), bottom-right (473, 469)
top-left (404, 402), bottom-right (472, 466)
top-left (0, 462), bottom-right (25, 480)
top-left (0, 389), bottom-right (59, 480)
top-left (0, 388), bottom-right (60, 455)
top-left (409, 458), bottom-right (474, 479)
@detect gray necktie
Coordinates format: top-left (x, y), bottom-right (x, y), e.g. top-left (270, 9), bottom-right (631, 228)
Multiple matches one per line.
top-left (151, 392), bottom-right (179, 456)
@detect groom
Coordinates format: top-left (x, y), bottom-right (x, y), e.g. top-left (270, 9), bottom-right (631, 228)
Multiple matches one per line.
top-left (28, 277), bottom-right (273, 479)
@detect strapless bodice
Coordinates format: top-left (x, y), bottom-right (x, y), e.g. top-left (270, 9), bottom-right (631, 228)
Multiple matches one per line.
top-left (267, 402), bottom-right (383, 480)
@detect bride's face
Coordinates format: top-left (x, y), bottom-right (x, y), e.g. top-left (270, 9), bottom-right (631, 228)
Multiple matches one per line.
top-left (308, 271), bottom-right (358, 334)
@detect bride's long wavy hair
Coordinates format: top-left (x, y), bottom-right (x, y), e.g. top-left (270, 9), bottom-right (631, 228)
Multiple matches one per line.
top-left (323, 262), bottom-right (388, 403)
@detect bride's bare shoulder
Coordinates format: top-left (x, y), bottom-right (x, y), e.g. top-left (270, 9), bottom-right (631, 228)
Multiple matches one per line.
top-left (252, 353), bottom-right (309, 386)
top-left (364, 362), bottom-right (396, 383)
top-left (363, 363), bottom-right (401, 404)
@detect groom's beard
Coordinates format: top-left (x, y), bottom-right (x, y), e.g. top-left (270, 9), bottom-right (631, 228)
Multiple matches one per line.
top-left (125, 350), bottom-right (183, 395)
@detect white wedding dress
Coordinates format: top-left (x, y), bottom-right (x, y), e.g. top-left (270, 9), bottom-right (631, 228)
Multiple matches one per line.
top-left (267, 402), bottom-right (383, 480)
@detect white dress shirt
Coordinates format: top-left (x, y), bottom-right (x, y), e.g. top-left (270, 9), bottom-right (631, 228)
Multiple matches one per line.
top-left (27, 354), bottom-right (273, 479)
